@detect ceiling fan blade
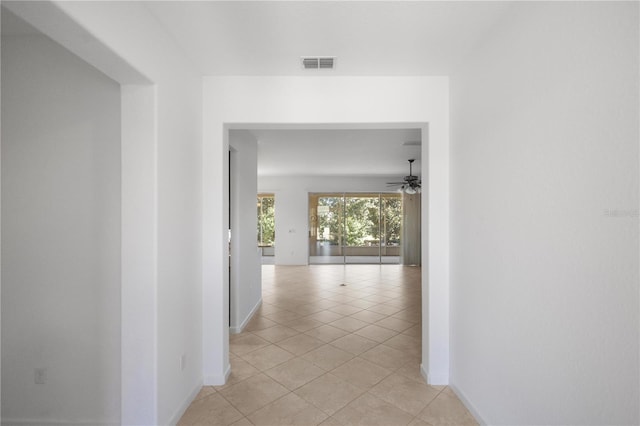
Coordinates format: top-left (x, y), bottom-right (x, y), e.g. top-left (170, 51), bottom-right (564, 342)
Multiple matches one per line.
top-left (387, 159), bottom-right (421, 187)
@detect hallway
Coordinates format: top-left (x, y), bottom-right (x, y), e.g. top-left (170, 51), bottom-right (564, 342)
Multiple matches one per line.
top-left (180, 265), bottom-right (477, 425)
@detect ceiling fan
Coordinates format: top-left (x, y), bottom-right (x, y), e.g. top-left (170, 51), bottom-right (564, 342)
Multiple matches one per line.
top-left (387, 159), bottom-right (422, 194)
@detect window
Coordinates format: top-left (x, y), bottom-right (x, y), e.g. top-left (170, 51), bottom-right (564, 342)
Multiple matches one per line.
top-left (257, 194), bottom-right (275, 247)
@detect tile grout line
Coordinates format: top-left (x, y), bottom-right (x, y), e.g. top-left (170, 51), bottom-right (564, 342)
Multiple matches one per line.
top-left (183, 265), bottom-right (475, 426)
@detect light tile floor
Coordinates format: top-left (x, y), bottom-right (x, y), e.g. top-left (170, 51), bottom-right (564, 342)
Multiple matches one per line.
top-left (179, 265), bottom-right (478, 426)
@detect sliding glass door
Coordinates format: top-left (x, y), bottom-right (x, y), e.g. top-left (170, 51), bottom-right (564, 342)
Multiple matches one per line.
top-left (344, 195), bottom-right (380, 264)
top-left (309, 195), bottom-right (344, 263)
top-left (381, 195), bottom-right (402, 263)
top-left (309, 193), bottom-right (402, 264)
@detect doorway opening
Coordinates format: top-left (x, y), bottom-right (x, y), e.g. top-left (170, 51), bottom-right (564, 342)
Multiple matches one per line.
top-left (211, 117), bottom-right (448, 388)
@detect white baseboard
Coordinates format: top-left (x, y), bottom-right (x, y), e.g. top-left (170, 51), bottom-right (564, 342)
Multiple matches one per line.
top-left (203, 362), bottom-right (231, 386)
top-left (166, 380), bottom-right (203, 426)
top-left (230, 297), bottom-right (262, 334)
top-left (449, 383), bottom-right (487, 426)
top-left (421, 363), bottom-right (449, 386)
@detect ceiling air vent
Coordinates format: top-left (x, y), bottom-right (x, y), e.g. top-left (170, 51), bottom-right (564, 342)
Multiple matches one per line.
top-left (302, 57), bottom-right (335, 70)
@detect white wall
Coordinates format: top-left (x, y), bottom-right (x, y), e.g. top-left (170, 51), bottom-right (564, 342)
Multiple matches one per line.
top-left (272, 188), bottom-right (309, 265)
top-left (3, 2), bottom-right (204, 424)
top-left (259, 175), bottom-right (403, 265)
top-left (1, 31), bottom-right (121, 424)
top-left (229, 131), bottom-right (262, 332)
top-left (450, 2), bottom-right (639, 424)
top-left (41, 4), bottom-right (203, 423)
top-left (203, 76), bottom-right (450, 386)
top-left (120, 84), bottom-right (159, 425)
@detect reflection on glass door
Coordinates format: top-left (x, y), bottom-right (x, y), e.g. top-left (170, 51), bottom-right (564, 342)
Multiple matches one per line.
top-left (381, 195), bottom-right (402, 263)
top-left (258, 194), bottom-right (275, 263)
top-left (309, 193), bottom-right (402, 264)
top-left (344, 195), bottom-right (380, 264)
top-left (309, 195), bottom-right (344, 263)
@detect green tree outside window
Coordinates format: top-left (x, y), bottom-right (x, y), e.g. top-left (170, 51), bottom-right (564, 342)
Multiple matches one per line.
top-left (257, 195), bottom-right (275, 246)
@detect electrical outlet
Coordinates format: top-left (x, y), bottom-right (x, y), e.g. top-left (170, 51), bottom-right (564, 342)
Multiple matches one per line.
top-left (35, 368), bottom-right (47, 385)
top-left (180, 354), bottom-right (186, 372)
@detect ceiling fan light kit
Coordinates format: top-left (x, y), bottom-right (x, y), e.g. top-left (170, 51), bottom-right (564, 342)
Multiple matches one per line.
top-left (387, 159), bottom-right (422, 194)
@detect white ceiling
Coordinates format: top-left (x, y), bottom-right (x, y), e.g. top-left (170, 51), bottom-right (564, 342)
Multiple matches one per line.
top-left (142, 1), bottom-right (510, 177)
top-left (250, 128), bottom-right (422, 177)
top-left (6, 1), bottom-right (511, 178)
top-left (145, 1), bottom-right (511, 76)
